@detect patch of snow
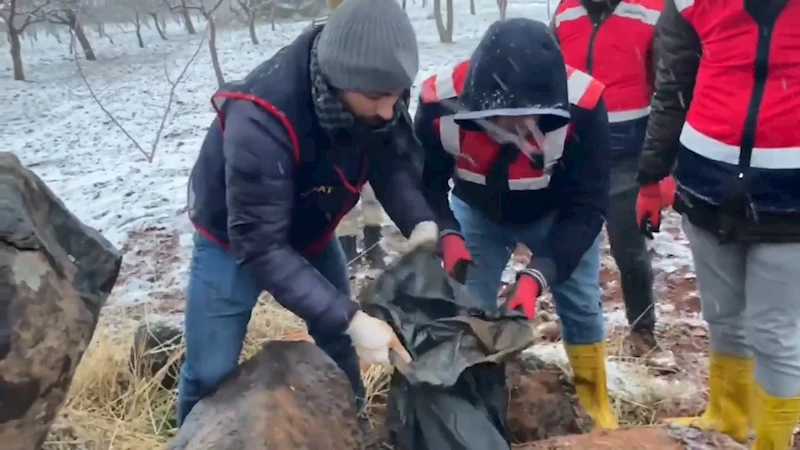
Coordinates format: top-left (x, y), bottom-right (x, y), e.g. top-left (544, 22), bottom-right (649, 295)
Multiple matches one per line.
top-left (3, 0), bottom-right (556, 309)
top-left (525, 343), bottom-right (702, 405)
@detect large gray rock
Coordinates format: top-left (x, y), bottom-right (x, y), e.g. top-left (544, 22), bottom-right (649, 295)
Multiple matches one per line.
top-left (0, 152), bottom-right (122, 450)
top-left (169, 340), bottom-right (365, 450)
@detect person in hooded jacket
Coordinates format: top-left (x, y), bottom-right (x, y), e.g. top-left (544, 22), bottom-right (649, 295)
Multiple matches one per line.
top-left (638, 0), bottom-right (800, 447)
top-left (550, 0), bottom-right (677, 363)
top-left (415, 18), bottom-right (618, 429)
top-left (180, 0), bottom-right (438, 432)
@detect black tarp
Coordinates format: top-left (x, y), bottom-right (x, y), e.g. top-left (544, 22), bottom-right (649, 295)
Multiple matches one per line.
top-left (360, 248), bottom-right (535, 450)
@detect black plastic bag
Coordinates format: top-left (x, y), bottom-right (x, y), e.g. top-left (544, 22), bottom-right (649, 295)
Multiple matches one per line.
top-left (360, 248), bottom-right (534, 450)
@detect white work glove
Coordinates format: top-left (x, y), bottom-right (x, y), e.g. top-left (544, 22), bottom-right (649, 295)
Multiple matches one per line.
top-left (346, 311), bottom-right (412, 365)
top-left (404, 220), bottom-right (439, 252)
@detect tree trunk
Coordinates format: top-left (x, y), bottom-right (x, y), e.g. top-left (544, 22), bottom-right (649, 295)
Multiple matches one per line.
top-left (433, 0), bottom-right (454, 43)
top-left (151, 12), bottom-right (168, 40)
top-left (208, 18), bottom-right (225, 87)
top-left (9, 28), bottom-right (25, 81)
top-left (470, 0), bottom-right (475, 15)
top-left (135, 13), bottom-right (145, 48)
top-left (248, 14), bottom-right (259, 45)
top-left (497, 0), bottom-right (508, 20)
top-left (71, 23), bottom-right (96, 60)
top-left (182, 6), bottom-right (197, 34)
top-left (270, 5), bottom-right (276, 31)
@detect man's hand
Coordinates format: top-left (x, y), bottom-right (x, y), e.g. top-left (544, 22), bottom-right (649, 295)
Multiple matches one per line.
top-left (405, 220), bottom-right (439, 251)
top-left (505, 273), bottom-right (541, 319)
top-left (346, 311), bottom-right (412, 365)
top-left (660, 175), bottom-right (677, 208)
top-left (440, 233), bottom-right (473, 284)
top-left (636, 183), bottom-right (665, 239)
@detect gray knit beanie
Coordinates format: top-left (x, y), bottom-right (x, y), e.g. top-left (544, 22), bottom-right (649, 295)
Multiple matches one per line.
top-left (316, 0), bottom-right (419, 94)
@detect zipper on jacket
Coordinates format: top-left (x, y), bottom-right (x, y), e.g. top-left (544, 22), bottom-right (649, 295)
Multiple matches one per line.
top-left (585, 12), bottom-right (610, 74)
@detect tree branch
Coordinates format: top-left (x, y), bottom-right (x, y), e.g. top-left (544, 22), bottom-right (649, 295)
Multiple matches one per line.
top-left (72, 26), bottom-right (208, 163)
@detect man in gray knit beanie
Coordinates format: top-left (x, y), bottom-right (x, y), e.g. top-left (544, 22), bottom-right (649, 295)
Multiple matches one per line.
top-left (313, 0), bottom-right (419, 125)
top-left (317, 0), bottom-right (418, 94)
top-left (181, 0), bottom-right (438, 445)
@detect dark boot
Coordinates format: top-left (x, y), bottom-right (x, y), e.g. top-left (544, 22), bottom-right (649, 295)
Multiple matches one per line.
top-left (363, 225), bottom-right (387, 269)
top-left (339, 235), bottom-right (358, 264)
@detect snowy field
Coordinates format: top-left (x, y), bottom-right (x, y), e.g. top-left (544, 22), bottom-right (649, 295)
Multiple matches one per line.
top-left (1, 0), bottom-right (693, 327)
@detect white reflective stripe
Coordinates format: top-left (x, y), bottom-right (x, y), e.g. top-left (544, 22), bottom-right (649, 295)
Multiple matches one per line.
top-left (673, 0), bottom-right (694, 13)
top-left (608, 107), bottom-right (650, 123)
top-left (509, 176), bottom-right (551, 190)
top-left (613, 2), bottom-right (661, 25)
top-left (434, 70), bottom-right (457, 100)
top-left (680, 122), bottom-right (800, 170)
top-left (454, 168), bottom-right (552, 191)
top-left (455, 168), bottom-right (485, 184)
top-left (567, 69), bottom-right (593, 105)
top-left (439, 115), bottom-right (461, 155)
top-left (554, 6), bottom-right (588, 27)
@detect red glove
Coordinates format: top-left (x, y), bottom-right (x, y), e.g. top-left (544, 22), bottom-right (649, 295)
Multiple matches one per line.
top-left (660, 176), bottom-right (676, 208)
top-left (506, 274), bottom-right (541, 319)
top-left (441, 234), bottom-right (472, 284)
top-left (636, 183), bottom-right (664, 238)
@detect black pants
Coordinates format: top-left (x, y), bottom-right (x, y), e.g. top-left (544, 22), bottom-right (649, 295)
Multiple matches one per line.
top-left (606, 186), bottom-right (656, 332)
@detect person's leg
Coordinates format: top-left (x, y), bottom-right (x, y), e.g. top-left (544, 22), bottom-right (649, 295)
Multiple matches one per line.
top-left (177, 233), bottom-right (262, 425)
top-left (360, 183), bottom-right (387, 268)
top-left (745, 242), bottom-right (800, 450)
top-left (451, 195), bottom-right (516, 311)
top-left (303, 238), bottom-right (365, 407)
top-left (517, 215), bottom-right (617, 429)
top-left (666, 218), bottom-right (752, 442)
top-left (605, 187), bottom-right (656, 335)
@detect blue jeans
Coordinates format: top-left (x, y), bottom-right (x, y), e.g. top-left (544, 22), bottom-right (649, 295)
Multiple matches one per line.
top-left (451, 196), bottom-right (605, 345)
top-left (177, 233), bottom-right (363, 425)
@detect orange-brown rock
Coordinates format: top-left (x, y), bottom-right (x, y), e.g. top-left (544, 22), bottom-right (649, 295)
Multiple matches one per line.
top-left (168, 340), bottom-right (364, 450)
top-left (0, 152), bottom-right (122, 450)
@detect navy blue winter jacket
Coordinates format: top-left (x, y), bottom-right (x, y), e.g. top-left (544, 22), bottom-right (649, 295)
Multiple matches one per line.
top-left (187, 27), bottom-right (435, 333)
top-left (415, 19), bottom-right (610, 287)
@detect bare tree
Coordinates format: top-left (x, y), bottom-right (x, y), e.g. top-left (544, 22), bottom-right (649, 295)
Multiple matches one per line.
top-left (469, 0), bottom-right (475, 15)
top-left (48, 0), bottom-right (96, 60)
top-left (167, 0), bottom-right (196, 34)
top-left (497, 0), bottom-right (507, 20)
top-left (165, 0), bottom-right (225, 85)
top-left (234, 0), bottom-right (267, 45)
top-left (433, 0), bottom-right (452, 44)
top-left (149, 10), bottom-right (167, 39)
top-left (74, 27), bottom-right (207, 162)
top-left (1, 0), bottom-right (52, 80)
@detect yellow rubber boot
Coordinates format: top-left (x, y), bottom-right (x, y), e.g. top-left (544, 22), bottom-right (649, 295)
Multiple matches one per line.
top-left (565, 342), bottom-right (619, 429)
top-left (664, 352), bottom-right (753, 442)
top-left (752, 384), bottom-right (800, 450)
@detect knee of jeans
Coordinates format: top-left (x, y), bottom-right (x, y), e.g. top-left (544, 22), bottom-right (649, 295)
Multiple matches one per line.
top-left (180, 353), bottom-right (239, 396)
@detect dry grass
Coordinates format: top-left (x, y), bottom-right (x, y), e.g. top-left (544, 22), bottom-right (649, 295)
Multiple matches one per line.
top-left (43, 294), bottom-right (392, 450)
top-left (42, 293), bottom-right (686, 450)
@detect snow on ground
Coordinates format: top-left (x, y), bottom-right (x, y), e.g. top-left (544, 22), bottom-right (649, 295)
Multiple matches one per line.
top-left (3, 0), bottom-right (563, 311)
top-left (2, 0), bottom-right (701, 402)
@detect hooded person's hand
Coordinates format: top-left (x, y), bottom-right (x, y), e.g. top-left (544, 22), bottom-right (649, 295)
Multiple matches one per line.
top-left (346, 311), bottom-right (412, 365)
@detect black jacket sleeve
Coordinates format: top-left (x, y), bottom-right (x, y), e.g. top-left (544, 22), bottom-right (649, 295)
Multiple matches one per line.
top-left (224, 100), bottom-right (358, 334)
top-left (414, 101), bottom-right (461, 235)
top-left (637, 0), bottom-right (701, 185)
top-left (368, 108), bottom-right (436, 238)
top-left (529, 100), bottom-right (611, 287)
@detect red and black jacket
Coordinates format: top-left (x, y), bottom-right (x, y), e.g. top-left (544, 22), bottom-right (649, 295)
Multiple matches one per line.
top-left (187, 26), bottom-right (434, 333)
top-left (638, 0), bottom-right (800, 242)
top-left (415, 19), bottom-right (611, 286)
